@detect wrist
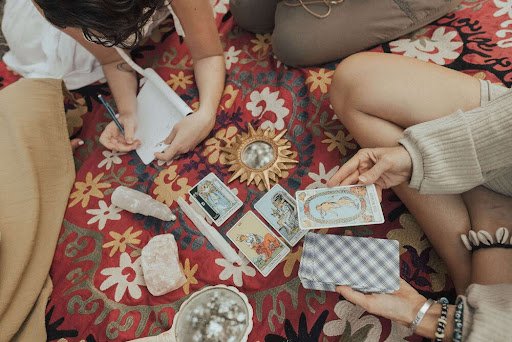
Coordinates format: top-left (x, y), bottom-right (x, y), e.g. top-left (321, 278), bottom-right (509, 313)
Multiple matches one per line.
top-left (399, 294), bottom-right (428, 327)
top-left (415, 303), bottom-right (455, 341)
top-left (195, 108), bottom-right (216, 126)
top-left (118, 110), bottom-right (136, 117)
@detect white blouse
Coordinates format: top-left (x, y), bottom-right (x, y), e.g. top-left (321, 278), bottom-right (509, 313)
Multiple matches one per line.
top-left (2, 0), bottom-right (183, 90)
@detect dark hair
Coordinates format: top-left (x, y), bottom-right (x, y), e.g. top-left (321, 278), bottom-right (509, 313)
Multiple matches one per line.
top-left (34, 0), bottom-right (167, 48)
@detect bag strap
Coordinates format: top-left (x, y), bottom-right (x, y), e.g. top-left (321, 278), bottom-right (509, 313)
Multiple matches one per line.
top-left (283, 0), bottom-right (345, 19)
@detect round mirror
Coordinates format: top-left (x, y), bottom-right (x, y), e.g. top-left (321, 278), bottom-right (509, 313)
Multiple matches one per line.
top-left (174, 287), bottom-right (251, 342)
top-left (241, 141), bottom-right (275, 169)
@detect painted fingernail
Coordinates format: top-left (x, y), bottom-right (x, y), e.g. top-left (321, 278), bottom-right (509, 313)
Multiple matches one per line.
top-left (359, 176), bottom-right (367, 182)
top-left (78, 140), bottom-right (84, 146)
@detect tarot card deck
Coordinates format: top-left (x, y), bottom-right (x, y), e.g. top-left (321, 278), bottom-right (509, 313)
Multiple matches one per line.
top-left (298, 233), bottom-right (400, 293)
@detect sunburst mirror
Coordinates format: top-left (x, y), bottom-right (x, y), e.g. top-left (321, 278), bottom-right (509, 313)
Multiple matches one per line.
top-left (220, 124), bottom-right (298, 191)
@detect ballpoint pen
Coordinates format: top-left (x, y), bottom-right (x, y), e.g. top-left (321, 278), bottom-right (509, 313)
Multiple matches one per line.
top-left (98, 94), bottom-right (125, 135)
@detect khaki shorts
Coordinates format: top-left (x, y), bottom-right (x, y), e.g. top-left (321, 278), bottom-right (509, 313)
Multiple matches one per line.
top-left (230, 0), bottom-right (463, 66)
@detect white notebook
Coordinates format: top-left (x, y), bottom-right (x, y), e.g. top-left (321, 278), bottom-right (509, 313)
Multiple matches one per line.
top-left (133, 68), bottom-right (192, 164)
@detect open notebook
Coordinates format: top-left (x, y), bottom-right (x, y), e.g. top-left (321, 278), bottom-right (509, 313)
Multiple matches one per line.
top-left (116, 48), bottom-right (192, 164)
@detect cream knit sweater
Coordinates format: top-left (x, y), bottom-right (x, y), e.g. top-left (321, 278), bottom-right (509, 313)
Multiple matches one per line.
top-left (399, 87), bottom-right (512, 340)
top-left (399, 90), bottom-right (512, 197)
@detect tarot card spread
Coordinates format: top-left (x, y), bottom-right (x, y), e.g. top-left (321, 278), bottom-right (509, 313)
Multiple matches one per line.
top-left (227, 211), bottom-right (290, 277)
top-left (189, 173), bottom-right (243, 226)
top-left (298, 233), bottom-right (400, 293)
top-left (295, 184), bottom-right (384, 230)
top-left (254, 184), bottom-right (306, 247)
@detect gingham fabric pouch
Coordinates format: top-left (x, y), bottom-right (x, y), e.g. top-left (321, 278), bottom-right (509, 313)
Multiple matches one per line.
top-left (298, 233), bottom-right (400, 293)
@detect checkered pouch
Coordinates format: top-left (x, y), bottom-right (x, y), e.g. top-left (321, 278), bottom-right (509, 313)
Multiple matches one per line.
top-left (298, 233), bottom-right (400, 293)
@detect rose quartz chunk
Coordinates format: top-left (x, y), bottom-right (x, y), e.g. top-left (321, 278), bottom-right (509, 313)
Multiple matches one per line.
top-left (141, 234), bottom-right (186, 296)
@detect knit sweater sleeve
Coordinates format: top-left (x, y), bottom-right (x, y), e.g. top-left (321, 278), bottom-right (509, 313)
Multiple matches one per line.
top-left (461, 284), bottom-right (512, 341)
top-left (398, 91), bottom-right (512, 194)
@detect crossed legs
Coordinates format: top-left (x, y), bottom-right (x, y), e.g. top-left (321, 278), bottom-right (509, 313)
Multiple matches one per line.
top-left (329, 52), bottom-right (486, 293)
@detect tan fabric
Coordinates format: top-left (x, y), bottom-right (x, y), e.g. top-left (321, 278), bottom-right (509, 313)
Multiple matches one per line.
top-left (461, 284), bottom-right (512, 341)
top-left (0, 79), bottom-right (75, 341)
top-left (230, 0), bottom-right (463, 66)
top-left (399, 80), bottom-right (512, 196)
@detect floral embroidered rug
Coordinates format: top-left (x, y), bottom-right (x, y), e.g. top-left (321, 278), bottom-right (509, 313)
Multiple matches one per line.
top-left (1, 1), bottom-right (511, 341)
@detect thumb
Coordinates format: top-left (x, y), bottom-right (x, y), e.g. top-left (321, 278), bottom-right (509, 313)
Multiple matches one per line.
top-left (336, 286), bottom-right (367, 306)
top-left (358, 159), bottom-right (390, 185)
top-left (155, 142), bottom-right (180, 161)
top-left (123, 120), bottom-right (136, 144)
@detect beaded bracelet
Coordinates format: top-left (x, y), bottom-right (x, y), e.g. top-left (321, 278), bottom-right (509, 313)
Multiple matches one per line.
top-left (452, 297), bottom-right (464, 342)
top-left (435, 297), bottom-right (449, 342)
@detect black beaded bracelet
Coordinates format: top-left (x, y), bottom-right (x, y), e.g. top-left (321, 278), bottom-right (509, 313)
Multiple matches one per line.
top-left (435, 297), bottom-right (449, 342)
top-left (452, 296), bottom-right (464, 342)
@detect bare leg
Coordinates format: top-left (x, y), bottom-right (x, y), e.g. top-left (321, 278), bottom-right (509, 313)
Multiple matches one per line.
top-left (462, 187), bottom-right (512, 284)
top-left (330, 52), bottom-right (482, 293)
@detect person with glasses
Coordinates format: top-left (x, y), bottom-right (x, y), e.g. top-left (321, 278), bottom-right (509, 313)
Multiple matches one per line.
top-left (2, 0), bottom-right (225, 161)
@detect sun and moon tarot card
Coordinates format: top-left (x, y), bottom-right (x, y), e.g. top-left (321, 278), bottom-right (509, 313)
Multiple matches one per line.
top-left (227, 211), bottom-right (290, 277)
top-left (295, 184), bottom-right (384, 230)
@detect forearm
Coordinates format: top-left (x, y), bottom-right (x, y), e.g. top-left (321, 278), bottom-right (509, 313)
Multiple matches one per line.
top-left (415, 304), bottom-right (455, 341)
top-left (101, 58), bottom-right (138, 115)
top-left (193, 54), bottom-right (225, 118)
top-left (400, 101), bottom-right (512, 194)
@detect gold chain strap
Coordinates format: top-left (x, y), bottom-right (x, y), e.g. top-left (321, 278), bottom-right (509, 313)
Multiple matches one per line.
top-left (283, 0), bottom-right (345, 19)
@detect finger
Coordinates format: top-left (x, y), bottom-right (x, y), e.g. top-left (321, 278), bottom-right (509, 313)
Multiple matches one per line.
top-left (340, 170), bottom-right (360, 186)
top-left (115, 134), bottom-right (141, 148)
top-left (123, 124), bottom-right (135, 144)
top-left (336, 286), bottom-right (369, 307)
top-left (155, 143), bottom-right (180, 161)
top-left (164, 127), bottom-right (179, 145)
top-left (375, 184), bottom-right (383, 202)
top-left (70, 139), bottom-right (84, 150)
top-left (111, 137), bottom-right (137, 152)
top-left (327, 156), bottom-right (361, 187)
top-left (358, 159), bottom-right (390, 185)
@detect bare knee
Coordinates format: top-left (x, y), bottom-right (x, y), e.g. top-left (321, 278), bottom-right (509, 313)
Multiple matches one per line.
top-left (329, 52), bottom-right (378, 124)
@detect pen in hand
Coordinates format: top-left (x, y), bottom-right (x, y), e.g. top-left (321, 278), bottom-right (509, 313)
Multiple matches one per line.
top-left (98, 95), bottom-right (125, 135)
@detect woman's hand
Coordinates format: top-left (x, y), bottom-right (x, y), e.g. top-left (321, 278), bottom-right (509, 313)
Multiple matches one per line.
top-left (154, 110), bottom-right (215, 161)
top-left (336, 279), bottom-right (426, 327)
top-left (327, 146), bottom-right (413, 200)
top-left (99, 112), bottom-right (141, 152)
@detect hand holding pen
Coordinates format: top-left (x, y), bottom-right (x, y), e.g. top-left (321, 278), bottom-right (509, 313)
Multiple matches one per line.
top-left (97, 95), bottom-right (141, 152)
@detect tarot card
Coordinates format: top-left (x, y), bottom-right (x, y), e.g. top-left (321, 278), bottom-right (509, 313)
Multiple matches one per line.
top-left (227, 211), bottom-right (290, 277)
top-left (254, 184), bottom-right (306, 247)
top-left (189, 173), bottom-right (243, 226)
top-left (295, 184), bottom-right (384, 230)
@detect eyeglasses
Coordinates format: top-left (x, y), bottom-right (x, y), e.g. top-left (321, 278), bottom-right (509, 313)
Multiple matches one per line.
top-left (82, 29), bottom-right (139, 48)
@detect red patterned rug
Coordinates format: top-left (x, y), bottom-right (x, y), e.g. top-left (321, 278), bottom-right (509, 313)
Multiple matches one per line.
top-left (1, 1), bottom-right (511, 341)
